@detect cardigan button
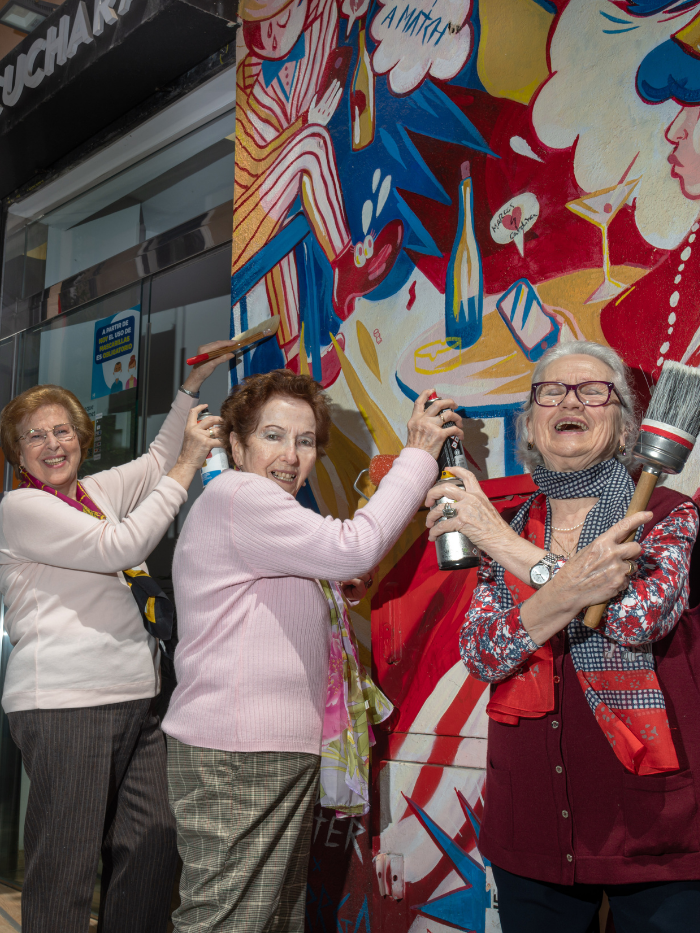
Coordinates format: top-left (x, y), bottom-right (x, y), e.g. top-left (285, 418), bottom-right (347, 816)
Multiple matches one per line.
top-left (567, 854), bottom-right (573, 862)
top-left (556, 766), bottom-right (563, 774)
top-left (553, 676), bottom-right (560, 683)
top-left (552, 721), bottom-right (559, 729)
top-left (562, 810), bottom-right (569, 818)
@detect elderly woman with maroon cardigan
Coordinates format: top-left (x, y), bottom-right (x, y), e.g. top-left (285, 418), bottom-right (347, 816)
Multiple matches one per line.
top-left (425, 341), bottom-right (700, 933)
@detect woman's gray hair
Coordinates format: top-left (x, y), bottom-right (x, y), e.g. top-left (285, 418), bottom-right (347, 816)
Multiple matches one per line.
top-left (515, 341), bottom-right (640, 472)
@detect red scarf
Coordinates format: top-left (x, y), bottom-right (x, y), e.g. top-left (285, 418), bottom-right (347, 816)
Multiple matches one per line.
top-left (486, 494), bottom-right (679, 775)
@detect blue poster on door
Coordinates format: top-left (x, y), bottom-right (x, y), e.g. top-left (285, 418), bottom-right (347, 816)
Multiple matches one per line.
top-left (91, 308), bottom-right (140, 399)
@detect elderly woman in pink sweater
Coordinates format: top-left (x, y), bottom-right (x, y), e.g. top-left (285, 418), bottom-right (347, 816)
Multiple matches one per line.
top-left (0, 341), bottom-right (234, 933)
top-left (162, 368), bottom-right (460, 932)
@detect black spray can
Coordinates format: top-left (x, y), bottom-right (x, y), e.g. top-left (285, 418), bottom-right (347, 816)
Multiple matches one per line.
top-left (426, 392), bottom-right (480, 570)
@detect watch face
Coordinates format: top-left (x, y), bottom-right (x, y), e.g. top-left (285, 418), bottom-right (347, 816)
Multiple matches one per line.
top-left (531, 563), bottom-right (550, 586)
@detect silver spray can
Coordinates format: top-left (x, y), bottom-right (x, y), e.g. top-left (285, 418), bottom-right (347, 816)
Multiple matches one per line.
top-left (197, 408), bottom-right (230, 487)
top-left (426, 392), bottom-right (480, 570)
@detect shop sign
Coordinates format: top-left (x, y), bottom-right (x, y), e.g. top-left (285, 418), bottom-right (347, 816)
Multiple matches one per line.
top-left (92, 308), bottom-right (139, 398)
top-left (0, 0), bottom-right (138, 116)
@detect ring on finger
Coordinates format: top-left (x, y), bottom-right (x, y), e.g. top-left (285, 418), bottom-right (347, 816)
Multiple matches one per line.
top-left (440, 409), bottom-right (446, 423)
top-left (625, 559), bottom-right (636, 576)
top-left (209, 428), bottom-right (215, 438)
top-left (442, 502), bottom-right (458, 519)
top-left (366, 577), bottom-right (373, 589)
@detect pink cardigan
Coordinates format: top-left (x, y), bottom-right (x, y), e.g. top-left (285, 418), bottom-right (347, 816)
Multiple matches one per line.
top-left (0, 392), bottom-right (193, 713)
top-left (162, 448), bottom-right (438, 755)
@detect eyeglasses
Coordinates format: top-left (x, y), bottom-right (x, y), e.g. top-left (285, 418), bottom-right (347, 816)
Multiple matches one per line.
top-left (18, 423), bottom-right (77, 449)
top-left (531, 382), bottom-right (624, 408)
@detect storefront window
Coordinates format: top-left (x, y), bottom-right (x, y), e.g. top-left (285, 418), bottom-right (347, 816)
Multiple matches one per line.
top-left (1, 109), bottom-right (235, 316)
top-left (143, 245), bottom-right (233, 577)
top-left (17, 283), bottom-right (142, 477)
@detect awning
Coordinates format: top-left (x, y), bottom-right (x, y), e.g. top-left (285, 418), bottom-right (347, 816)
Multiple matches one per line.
top-left (0, 0), bottom-right (238, 199)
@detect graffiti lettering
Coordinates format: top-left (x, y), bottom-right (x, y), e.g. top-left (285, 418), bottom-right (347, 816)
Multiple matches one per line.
top-left (325, 816), bottom-right (344, 848)
top-left (379, 2), bottom-right (449, 46)
top-left (373, 329), bottom-right (382, 344)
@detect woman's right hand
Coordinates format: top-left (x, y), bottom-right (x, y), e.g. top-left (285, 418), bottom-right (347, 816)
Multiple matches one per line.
top-left (522, 510), bottom-right (653, 646)
top-left (553, 510), bottom-right (652, 610)
top-left (167, 405), bottom-right (224, 490)
top-left (405, 389), bottom-right (464, 460)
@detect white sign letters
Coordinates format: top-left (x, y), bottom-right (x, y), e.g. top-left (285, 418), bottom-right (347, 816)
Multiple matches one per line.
top-left (0, 0), bottom-right (137, 115)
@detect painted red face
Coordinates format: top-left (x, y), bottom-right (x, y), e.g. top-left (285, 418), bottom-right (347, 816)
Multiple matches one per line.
top-left (666, 105), bottom-right (700, 200)
top-left (248, 0), bottom-right (308, 60)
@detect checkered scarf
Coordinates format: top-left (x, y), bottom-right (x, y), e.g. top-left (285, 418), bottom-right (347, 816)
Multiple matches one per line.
top-left (492, 458), bottom-right (678, 774)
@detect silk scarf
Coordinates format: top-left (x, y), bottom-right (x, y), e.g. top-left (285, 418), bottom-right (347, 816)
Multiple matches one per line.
top-left (319, 580), bottom-right (393, 817)
top-left (488, 458), bottom-right (679, 776)
top-left (18, 469), bottom-right (174, 646)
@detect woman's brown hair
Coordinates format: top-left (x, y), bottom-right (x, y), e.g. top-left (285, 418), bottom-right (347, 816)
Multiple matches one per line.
top-left (0, 385), bottom-right (94, 477)
top-left (220, 370), bottom-right (331, 465)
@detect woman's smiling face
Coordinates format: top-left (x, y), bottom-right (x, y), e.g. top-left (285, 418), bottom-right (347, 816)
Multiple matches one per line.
top-left (17, 403), bottom-right (82, 494)
top-left (527, 355), bottom-right (625, 473)
top-left (231, 395), bottom-right (318, 497)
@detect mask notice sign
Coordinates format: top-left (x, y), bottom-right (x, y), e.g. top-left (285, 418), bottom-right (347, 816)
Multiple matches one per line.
top-left (91, 309), bottom-right (139, 399)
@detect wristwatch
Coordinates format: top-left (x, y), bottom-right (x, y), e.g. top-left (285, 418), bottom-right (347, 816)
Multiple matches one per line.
top-left (529, 552), bottom-right (560, 589)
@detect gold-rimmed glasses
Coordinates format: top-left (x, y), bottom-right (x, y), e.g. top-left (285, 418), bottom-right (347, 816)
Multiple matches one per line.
top-left (18, 424), bottom-right (77, 449)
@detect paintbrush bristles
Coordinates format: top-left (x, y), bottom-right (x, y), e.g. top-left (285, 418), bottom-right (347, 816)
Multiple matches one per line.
top-left (645, 360), bottom-right (700, 438)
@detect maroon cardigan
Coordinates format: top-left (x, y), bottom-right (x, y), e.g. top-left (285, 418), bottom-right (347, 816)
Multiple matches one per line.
top-left (479, 487), bottom-right (700, 885)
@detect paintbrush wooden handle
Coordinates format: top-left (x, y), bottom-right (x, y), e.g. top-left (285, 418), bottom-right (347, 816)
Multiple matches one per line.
top-left (583, 469), bottom-right (659, 629)
top-left (187, 316), bottom-right (280, 365)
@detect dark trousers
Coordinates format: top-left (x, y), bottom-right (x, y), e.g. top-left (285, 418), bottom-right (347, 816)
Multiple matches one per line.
top-left (9, 698), bottom-right (178, 933)
top-left (494, 864), bottom-right (700, 933)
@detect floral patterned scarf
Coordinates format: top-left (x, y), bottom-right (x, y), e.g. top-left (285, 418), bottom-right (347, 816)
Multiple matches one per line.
top-left (319, 580), bottom-right (393, 818)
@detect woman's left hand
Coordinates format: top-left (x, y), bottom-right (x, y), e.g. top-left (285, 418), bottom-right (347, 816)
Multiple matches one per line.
top-left (340, 569), bottom-right (377, 602)
top-left (182, 340), bottom-right (237, 393)
top-left (425, 466), bottom-right (513, 551)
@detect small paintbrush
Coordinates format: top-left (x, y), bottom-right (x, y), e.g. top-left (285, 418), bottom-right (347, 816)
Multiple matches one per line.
top-left (584, 360), bottom-right (700, 629)
top-left (186, 316), bottom-right (280, 366)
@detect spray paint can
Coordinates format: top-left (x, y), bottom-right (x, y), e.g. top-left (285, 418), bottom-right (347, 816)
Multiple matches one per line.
top-left (426, 392), bottom-right (480, 570)
top-left (197, 409), bottom-right (230, 487)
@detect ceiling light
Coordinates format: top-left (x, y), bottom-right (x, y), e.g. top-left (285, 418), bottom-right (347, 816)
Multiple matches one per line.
top-left (0, 0), bottom-right (54, 34)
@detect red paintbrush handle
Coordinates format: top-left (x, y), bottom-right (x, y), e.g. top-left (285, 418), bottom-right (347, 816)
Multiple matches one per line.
top-left (187, 352), bottom-right (209, 365)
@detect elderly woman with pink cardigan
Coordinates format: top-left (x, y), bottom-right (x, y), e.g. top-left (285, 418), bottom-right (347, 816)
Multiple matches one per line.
top-left (0, 342), bottom-right (234, 933)
top-left (162, 369), bottom-right (461, 933)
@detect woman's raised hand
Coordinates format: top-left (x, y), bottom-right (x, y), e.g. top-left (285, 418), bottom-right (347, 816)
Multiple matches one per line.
top-left (168, 405), bottom-right (225, 491)
top-left (424, 466), bottom-right (511, 549)
top-left (340, 567), bottom-right (377, 603)
top-left (405, 389), bottom-right (464, 460)
top-left (552, 510), bottom-right (652, 611)
top-left (182, 340), bottom-right (237, 393)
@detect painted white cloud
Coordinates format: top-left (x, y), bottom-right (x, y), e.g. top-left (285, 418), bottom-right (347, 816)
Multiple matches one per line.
top-left (370, 0), bottom-right (472, 95)
top-left (532, 0), bottom-right (698, 249)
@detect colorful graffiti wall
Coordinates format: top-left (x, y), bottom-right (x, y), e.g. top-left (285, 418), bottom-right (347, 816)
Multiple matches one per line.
top-left (232, 1), bottom-right (700, 930)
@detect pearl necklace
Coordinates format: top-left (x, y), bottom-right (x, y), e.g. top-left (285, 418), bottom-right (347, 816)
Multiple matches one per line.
top-left (551, 519), bottom-right (586, 533)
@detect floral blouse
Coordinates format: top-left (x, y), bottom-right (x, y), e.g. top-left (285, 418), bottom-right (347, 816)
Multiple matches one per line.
top-left (460, 501), bottom-right (699, 683)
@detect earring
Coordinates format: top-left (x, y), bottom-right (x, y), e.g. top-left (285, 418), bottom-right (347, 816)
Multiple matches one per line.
top-left (527, 441), bottom-right (534, 451)
top-left (618, 443), bottom-right (626, 455)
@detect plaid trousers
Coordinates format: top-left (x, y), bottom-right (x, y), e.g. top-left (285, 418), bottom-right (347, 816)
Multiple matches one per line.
top-left (167, 737), bottom-right (320, 932)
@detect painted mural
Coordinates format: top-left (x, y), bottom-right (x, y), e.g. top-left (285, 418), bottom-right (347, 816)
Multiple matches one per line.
top-left (231, 2), bottom-right (700, 930)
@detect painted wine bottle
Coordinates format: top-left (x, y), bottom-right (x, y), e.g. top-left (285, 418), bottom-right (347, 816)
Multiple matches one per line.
top-left (350, 19), bottom-right (375, 151)
top-left (445, 161), bottom-right (483, 349)
top-left (425, 393), bottom-right (480, 571)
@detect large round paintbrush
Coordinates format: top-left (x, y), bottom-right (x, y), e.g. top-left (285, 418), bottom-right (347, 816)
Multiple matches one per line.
top-left (584, 360), bottom-right (700, 629)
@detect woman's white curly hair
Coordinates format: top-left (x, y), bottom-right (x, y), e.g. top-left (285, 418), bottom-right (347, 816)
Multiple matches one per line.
top-left (515, 341), bottom-right (640, 473)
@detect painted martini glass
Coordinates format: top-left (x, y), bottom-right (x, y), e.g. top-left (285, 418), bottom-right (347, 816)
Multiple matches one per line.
top-left (566, 176), bottom-right (640, 303)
